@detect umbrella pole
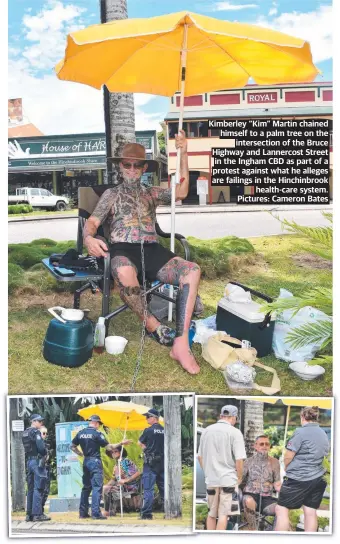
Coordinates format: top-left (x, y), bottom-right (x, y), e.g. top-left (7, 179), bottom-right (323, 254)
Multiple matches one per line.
top-left (119, 416), bottom-right (129, 518)
top-left (168, 23), bottom-right (188, 322)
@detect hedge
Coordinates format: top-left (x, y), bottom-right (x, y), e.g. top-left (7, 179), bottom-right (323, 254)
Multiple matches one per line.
top-left (8, 204), bottom-right (33, 214)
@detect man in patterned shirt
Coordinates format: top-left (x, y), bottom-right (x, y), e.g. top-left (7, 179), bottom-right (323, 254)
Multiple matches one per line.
top-left (241, 435), bottom-right (281, 530)
top-left (83, 130), bottom-right (200, 374)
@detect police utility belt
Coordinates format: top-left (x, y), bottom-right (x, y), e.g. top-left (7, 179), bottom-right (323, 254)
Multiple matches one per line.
top-left (144, 453), bottom-right (163, 466)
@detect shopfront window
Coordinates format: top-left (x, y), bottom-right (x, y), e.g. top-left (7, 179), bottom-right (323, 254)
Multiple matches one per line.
top-left (8, 171), bottom-right (54, 193)
top-left (198, 121), bottom-right (209, 137)
top-left (168, 120), bottom-right (209, 138)
top-left (60, 169), bottom-right (100, 204)
top-left (168, 122), bottom-right (178, 138)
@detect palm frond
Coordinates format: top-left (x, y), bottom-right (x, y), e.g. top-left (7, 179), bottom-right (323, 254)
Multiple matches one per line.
top-left (286, 319), bottom-right (332, 350)
top-left (322, 211), bottom-right (333, 223)
top-left (308, 355), bottom-right (333, 366)
top-left (271, 214), bottom-right (332, 260)
top-left (262, 287), bottom-right (332, 316)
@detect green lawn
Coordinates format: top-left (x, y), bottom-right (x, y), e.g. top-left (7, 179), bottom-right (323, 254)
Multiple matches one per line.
top-left (12, 489), bottom-right (193, 526)
top-left (8, 209), bottom-right (75, 218)
top-left (8, 234), bottom-right (332, 395)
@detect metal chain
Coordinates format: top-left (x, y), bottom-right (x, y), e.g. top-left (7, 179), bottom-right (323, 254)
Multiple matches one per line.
top-left (130, 185), bottom-right (148, 392)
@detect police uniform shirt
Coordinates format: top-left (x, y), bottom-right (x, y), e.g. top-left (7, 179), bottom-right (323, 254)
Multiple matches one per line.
top-left (22, 427), bottom-right (47, 457)
top-left (285, 423), bottom-right (330, 481)
top-left (72, 427), bottom-right (109, 458)
top-left (139, 423), bottom-right (164, 457)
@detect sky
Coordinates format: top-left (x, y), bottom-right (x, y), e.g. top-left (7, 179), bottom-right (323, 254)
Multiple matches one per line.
top-left (8, 0), bottom-right (333, 136)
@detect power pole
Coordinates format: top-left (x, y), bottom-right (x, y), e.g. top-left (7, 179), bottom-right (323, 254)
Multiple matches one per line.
top-left (9, 398), bottom-right (26, 511)
top-left (131, 396), bottom-right (152, 408)
top-left (100, 0), bottom-right (136, 184)
top-left (163, 395), bottom-right (182, 518)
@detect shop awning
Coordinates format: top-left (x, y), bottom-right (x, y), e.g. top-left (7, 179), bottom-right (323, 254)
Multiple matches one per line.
top-left (165, 106), bottom-right (332, 121)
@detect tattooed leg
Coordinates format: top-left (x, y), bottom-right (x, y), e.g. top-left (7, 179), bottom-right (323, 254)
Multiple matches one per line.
top-left (111, 256), bottom-right (159, 333)
top-left (156, 257), bottom-right (201, 374)
top-left (243, 496), bottom-right (257, 530)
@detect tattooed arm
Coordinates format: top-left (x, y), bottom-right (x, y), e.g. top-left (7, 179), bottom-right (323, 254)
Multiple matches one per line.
top-left (175, 129), bottom-right (189, 200)
top-left (84, 189), bottom-right (114, 257)
top-left (83, 216), bottom-right (108, 257)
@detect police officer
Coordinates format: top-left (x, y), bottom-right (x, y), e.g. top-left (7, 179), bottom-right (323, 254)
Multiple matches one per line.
top-left (40, 426), bottom-right (51, 515)
top-left (71, 415), bottom-right (131, 520)
top-left (138, 408), bottom-right (165, 520)
top-left (22, 414), bottom-right (51, 522)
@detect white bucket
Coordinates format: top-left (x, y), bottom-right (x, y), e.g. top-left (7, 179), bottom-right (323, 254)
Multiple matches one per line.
top-left (105, 336), bottom-right (128, 355)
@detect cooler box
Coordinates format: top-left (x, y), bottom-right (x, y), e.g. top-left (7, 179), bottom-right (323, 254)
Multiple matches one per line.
top-left (216, 284), bottom-right (274, 358)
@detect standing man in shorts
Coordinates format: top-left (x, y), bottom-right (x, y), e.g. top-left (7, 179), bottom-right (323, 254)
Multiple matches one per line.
top-left (83, 130), bottom-right (201, 375)
top-left (275, 406), bottom-right (330, 532)
top-left (197, 405), bottom-right (246, 530)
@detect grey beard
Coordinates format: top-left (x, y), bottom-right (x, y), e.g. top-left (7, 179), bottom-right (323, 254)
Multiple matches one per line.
top-left (255, 451), bottom-right (269, 458)
top-left (121, 173), bottom-right (142, 186)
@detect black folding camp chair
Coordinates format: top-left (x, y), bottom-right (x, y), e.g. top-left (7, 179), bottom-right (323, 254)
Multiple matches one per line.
top-left (42, 185), bottom-right (190, 334)
top-left (236, 488), bottom-right (277, 531)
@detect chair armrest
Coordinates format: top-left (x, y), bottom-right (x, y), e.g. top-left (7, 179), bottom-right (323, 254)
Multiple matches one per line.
top-left (155, 222), bottom-right (191, 261)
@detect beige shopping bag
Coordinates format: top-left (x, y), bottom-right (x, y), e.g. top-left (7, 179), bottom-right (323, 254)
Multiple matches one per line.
top-left (202, 332), bottom-right (280, 395)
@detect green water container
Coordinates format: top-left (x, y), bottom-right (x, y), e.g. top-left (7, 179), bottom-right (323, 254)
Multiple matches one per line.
top-left (43, 307), bottom-right (94, 368)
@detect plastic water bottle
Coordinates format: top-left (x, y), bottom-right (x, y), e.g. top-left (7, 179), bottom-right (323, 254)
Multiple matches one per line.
top-left (94, 317), bottom-right (106, 354)
top-left (188, 322), bottom-right (196, 347)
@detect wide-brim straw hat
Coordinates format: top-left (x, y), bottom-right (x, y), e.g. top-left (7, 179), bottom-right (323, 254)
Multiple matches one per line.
top-left (108, 142), bottom-right (159, 173)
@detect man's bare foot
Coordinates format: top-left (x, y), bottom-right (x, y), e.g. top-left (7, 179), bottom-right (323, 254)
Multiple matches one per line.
top-left (170, 337), bottom-right (200, 374)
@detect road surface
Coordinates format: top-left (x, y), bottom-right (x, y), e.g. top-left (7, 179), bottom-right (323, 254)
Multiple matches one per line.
top-left (8, 209), bottom-right (329, 244)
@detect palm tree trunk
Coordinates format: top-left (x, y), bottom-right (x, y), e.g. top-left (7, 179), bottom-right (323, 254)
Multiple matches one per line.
top-left (243, 401), bottom-right (264, 457)
top-left (9, 398), bottom-right (26, 511)
top-left (100, 0), bottom-right (136, 184)
top-left (163, 395), bottom-right (182, 518)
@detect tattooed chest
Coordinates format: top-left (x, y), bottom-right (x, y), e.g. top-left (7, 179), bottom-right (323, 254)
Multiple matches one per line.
top-left (112, 191), bottom-right (155, 220)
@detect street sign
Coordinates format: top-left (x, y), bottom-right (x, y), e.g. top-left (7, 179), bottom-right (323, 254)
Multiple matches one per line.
top-left (12, 420), bottom-right (24, 432)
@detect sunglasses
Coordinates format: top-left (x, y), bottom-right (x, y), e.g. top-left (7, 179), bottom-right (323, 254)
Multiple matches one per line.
top-left (121, 161), bottom-right (145, 169)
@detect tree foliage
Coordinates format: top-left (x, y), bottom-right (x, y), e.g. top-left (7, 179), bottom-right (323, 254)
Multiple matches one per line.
top-left (264, 213), bottom-right (332, 365)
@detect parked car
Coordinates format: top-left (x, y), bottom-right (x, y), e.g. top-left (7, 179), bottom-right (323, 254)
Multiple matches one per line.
top-left (196, 424), bottom-right (206, 501)
top-left (8, 187), bottom-right (69, 210)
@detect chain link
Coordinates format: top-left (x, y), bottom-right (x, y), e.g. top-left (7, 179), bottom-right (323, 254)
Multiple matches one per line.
top-left (130, 185), bottom-right (148, 392)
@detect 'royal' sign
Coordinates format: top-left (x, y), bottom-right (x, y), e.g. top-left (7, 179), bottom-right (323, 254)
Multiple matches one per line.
top-left (247, 92), bottom-right (278, 104)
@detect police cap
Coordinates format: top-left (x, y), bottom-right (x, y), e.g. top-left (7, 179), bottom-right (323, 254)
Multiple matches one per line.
top-left (30, 414), bottom-right (44, 422)
top-left (143, 408), bottom-right (160, 418)
top-left (88, 414), bottom-right (103, 424)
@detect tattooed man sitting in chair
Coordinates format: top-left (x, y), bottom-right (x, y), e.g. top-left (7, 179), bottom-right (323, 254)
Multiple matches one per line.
top-left (83, 130), bottom-right (201, 374)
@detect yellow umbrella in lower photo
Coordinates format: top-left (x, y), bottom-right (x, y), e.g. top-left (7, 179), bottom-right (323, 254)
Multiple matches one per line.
top-left (78, 400), bottom-right (164, 518)
top-left (241, 397), bottom-right (333, 449)
top-left (56, 10), bottom-right (319, 321)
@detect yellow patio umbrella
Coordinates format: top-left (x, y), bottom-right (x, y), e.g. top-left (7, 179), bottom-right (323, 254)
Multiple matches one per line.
top-left (78, 400), bottom-right (164, 430)
top-left (241, 397), bottom-right (332, 450)
top-left (78, 400), bottom-right (164, 517)
top-left (56, 10), bottom-right (318, 319)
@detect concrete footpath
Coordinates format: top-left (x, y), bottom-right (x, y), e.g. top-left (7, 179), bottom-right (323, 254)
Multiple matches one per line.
top-left (11, 520), bottom-right (192, 535)
top-left (8, 203), bottom-right (332, 222)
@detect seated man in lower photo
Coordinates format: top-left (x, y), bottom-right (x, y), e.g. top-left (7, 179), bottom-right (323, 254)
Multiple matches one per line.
top-left (241, 435), bottom-right (281, 530)
top-left (103, 445), bottom-right (141, 516)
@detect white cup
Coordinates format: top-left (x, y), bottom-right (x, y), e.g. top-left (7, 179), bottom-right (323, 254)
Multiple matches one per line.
top-left (105, 336), bottom-right (128, 355)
